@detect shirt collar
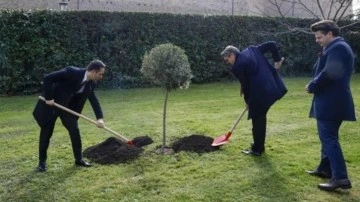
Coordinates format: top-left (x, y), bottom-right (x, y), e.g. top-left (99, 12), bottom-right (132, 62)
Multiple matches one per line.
top-left (82, 72), bottom-right (88, 83)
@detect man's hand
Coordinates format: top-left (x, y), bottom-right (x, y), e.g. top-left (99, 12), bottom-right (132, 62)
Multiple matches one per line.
top-left (274, 57), bottom-right (285, 69)
top-left (96, 119), bottom-right (104, 128)
top-left (45, 99), bottom-right (55, 106)
top-left (305, 84), bottom-right (310, 93)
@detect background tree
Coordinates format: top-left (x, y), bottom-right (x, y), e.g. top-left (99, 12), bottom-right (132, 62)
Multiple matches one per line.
top-left (141, 43), bottom-right (193, 153)
top-left (256, 0), bottom-right (359, 34)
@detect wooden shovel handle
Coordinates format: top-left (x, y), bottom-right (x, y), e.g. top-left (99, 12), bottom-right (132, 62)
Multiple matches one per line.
top-left (229, 107), bottom-right (248, 133)
top-left (38, 96), bottom-right (130, 142)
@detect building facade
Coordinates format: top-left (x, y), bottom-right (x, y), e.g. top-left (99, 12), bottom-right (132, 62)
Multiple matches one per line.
top-left (0, 0), bottom-right (354, 19)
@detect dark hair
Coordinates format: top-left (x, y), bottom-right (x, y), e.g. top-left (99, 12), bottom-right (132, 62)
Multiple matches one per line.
top-left (86, 59), bottom-right (106, 71)
top-left (310, 20), bottom-right (340, 36)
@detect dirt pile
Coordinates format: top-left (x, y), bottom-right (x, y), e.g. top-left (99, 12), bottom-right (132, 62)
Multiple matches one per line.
top-left (83, 134), bottom-right (219, 164)
top-left (83, 137), bottom-right (143, 164)
top-left (171, 134), bottom-right (220, 153)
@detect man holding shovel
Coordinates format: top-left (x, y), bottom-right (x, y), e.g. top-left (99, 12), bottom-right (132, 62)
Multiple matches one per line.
top-left (220, 41), bottom-right (287, 156)
top-left (33, 59), bottom-right (106, 172)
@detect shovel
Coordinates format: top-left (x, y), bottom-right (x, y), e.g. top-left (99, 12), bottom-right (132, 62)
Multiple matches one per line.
top-left (38, 96), bottom-right (152, 147)
top-left (211, 107), bottom-right (248, 146)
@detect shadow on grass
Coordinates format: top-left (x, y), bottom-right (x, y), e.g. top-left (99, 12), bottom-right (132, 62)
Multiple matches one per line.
top-left (249, 154), bottom-right (356, 200)
top-left (249, 155), bottom-right (301, 200)
top-left (3, 165), bottom-right (78, 201)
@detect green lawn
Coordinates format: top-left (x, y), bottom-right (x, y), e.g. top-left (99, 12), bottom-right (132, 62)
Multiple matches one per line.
top-left (1, 76), bottom-right (359, 202)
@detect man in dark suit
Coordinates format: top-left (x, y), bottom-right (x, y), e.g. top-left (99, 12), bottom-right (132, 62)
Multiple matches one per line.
top-left (221, 41), bottom-right (287, 156)
top-left (33, 59), bottom-right (106, 172)
top-left (305, 20), bottom-right (356, 191)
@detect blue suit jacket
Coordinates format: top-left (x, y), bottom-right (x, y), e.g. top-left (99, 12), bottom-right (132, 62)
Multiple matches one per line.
top-left (307, 37), bottom-right (356, 121)
top-left (33, 66), bottom-right (103, 127)
top-left (231, 41), bottom-right (287, 119)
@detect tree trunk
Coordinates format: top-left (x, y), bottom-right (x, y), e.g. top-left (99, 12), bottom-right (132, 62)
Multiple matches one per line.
top-left (161, 88), bottom-right (169, 153)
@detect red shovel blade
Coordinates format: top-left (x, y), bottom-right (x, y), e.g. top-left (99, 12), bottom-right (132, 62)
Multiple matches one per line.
top-left (211, 132), bottom-right (232, 146)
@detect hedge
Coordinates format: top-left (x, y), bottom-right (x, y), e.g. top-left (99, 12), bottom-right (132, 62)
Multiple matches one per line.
top-left (0, 10), bottom-right (359, 95)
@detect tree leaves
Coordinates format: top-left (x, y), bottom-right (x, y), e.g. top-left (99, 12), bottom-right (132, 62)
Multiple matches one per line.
top-left (141, 43), bottom-right (193, 91)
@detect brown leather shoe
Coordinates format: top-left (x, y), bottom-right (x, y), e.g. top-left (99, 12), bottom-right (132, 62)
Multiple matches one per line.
top-left (305, 169), bottom-right (331, 179)
top-left (318, 179), bottom-right (352, 191)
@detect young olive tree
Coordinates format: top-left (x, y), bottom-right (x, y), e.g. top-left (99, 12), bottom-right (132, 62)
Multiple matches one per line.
top-left (141, 43), bottom-right (193, 153)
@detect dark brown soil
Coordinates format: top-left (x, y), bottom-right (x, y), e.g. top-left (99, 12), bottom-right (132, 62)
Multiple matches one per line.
top-left (83, 137), bottom-right (143, 164)
top-left (83, 134), bottom-right (219, 165)
top-left (171, 134), bottom-right (219, 153)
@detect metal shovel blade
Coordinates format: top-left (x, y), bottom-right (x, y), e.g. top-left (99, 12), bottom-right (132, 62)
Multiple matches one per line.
top-left (211, 132), bottom-right (232, 146)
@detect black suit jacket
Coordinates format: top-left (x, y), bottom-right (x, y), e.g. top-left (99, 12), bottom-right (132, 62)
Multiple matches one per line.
top-left (33, 66), bottom-right (103, 127)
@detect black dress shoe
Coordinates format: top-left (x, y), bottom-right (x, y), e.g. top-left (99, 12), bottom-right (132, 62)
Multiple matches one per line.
top-left (37, 162), bottom-right (47, 172)
top-left (75, 160), bottom-right (92, 167)
top-left (318, 179), bottom-right (352, 191)
top-left (305, 169), bottom-right (331, 179)
top-left (250, 143), bottom-right (265, 154)
top-left (242, 149), bottom-right (262, 156)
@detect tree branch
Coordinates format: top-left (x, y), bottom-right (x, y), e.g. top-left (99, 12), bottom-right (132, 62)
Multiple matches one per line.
top-left (267, 0), bottom-right (286, 18)
top-left (333, 0), bottom-right (353, 22)
top-left (296, 0), bottom-right (322, 19)
top-left (327, 0), bottom-right (335, 19)
top-left (258, 21), bottom-right (313, 36)
top-left (340, 20), bottom-right (360, 30)
top-left (255, 0), bottom-right (358, 35)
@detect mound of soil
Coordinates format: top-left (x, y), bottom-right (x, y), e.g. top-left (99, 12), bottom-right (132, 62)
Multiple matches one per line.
top-left (132, 135), bottom-right (153, 147)
top-left (171, 134), bottom-right (220, 154)
top-left (83, 137), bottom-right (143, 164)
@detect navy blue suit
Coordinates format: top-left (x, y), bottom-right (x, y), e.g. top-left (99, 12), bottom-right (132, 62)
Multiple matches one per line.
top-left (307, 37), bottom-right (356, 180)
top-left (231, 41), bottom-right (287, 152)
top-left (33, 66), bottom-right (103, 162)
top-left (231, 41), bottom-right (287, 119)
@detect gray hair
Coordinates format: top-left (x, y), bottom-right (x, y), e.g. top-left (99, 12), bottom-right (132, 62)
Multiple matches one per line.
top-left (221, 46), bottom-right (240, 57)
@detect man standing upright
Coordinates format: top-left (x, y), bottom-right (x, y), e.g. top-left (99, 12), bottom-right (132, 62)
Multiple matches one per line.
top-left (33, 59), bottom-right (106, 172)
top-left (305, 20), bottom-right (356, 191)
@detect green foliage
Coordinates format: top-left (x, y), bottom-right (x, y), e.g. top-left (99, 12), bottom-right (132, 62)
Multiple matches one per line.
top-left (141, 43), bottom-right (193, 91)
top-left (0, 10), bottom-right (359, 95)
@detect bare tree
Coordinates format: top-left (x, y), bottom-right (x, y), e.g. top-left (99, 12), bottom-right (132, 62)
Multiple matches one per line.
top-left (256, 0), bottom-right (359, 34)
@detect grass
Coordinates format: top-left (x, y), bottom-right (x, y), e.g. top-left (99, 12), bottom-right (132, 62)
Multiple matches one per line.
top-left (0, 76), bottom-right (360, 202)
